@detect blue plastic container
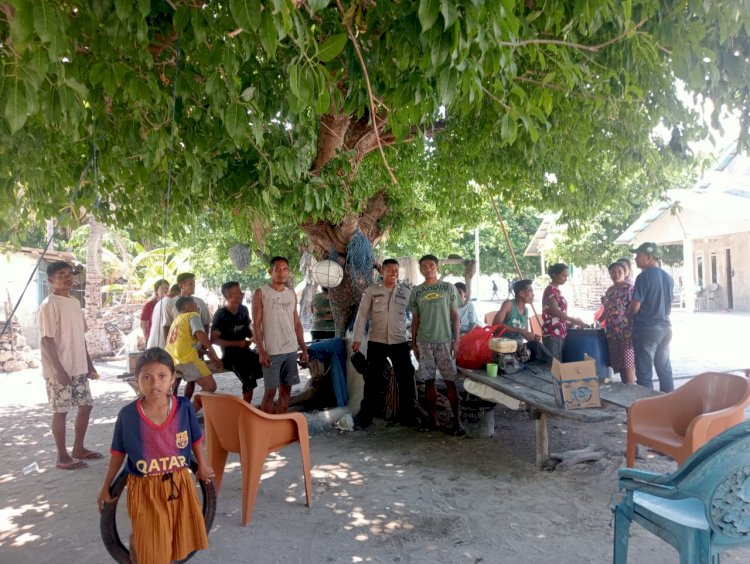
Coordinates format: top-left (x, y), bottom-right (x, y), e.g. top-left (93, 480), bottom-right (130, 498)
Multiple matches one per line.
top-left (563, 328), bottom-right (610, 379)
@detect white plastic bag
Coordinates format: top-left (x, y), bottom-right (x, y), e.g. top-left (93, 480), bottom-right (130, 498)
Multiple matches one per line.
top-left (334, 413), bottom-right (354, 432)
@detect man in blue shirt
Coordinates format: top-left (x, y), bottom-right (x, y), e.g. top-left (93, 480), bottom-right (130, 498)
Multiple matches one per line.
top-left (627, 242), bottom-right (674, 392)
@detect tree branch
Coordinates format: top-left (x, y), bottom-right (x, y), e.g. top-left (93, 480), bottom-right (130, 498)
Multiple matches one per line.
top-left (311, 113), bottom-right (351, 173)
top-left (481, 86), bottom-right (511, 111)
top-left (499, 18), bottom-right (649, 53)
top-left (512, 75), bottom-right (642, 102)
top-left (335, 0), bottom-right (398, 185)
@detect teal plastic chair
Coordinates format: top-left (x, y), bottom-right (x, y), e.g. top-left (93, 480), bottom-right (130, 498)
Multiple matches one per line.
top-left (612, 420), bottom-right (750, 563)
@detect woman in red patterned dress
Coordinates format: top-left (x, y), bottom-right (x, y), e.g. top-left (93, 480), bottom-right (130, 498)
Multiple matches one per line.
top-left (542, 263), bottom-right (586, 361)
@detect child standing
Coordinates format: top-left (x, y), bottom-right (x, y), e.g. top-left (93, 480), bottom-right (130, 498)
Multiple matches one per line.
top-left (166, 296), bottom-right (222, 412)
top-left (97, 348), bottom-right (213, 564)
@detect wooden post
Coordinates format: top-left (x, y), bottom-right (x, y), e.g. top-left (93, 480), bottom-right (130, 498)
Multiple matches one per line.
top-left (532, 410), bottom-right (549, 468)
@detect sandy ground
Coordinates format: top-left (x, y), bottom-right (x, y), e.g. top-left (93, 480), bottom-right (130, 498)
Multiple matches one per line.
top-left (2, 308), bottom-right (750, 564)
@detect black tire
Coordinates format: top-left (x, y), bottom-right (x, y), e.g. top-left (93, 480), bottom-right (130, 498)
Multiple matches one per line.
top-left (100, 460), bottom-right (217, 563)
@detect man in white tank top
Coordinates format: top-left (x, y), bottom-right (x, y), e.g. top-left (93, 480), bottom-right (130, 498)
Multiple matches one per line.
top-left (252, 256), bottom-right (309, 413)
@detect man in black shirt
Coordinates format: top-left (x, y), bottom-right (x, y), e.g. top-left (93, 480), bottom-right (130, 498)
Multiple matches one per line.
top-left (211, 281), bottom-right (262, 403)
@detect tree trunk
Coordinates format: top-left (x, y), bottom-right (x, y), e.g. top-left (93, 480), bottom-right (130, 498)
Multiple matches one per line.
top-left (45, 219), bottom-right (55, 242)
top-left (327, 265), bottom-right (373, 337)
top-left (301, 109), bottom-right (398, 332)
top-left (298, 251), bottom-right (316, 331)
top-left (302, 192), bottom-right (391, 334)
top-left (109, 229), bottom-right (132, 282)
top-left (83, 216), bottom-right (112, 358)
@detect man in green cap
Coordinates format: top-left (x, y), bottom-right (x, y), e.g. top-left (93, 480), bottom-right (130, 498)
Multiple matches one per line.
top-left (627, 242), bottom-right (674, 392)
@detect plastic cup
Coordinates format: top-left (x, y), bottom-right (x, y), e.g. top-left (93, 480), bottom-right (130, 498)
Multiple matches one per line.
top-left (486, 363), bottom-right (498, 377)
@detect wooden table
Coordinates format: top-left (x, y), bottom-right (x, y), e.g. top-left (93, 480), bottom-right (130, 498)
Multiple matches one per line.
top-left (458, 363), bottom-right (661, 467)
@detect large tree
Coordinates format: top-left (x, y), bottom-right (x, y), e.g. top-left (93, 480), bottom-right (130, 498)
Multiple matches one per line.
top-left (2, 0), bottom-right (749, 328)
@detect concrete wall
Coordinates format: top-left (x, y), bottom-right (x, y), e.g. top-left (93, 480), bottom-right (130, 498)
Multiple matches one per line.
top-left (691, 233), bottom-right (750, 311)
top-left (729, 232), bottom-right (749, 311)
top-left (1, 254), bottom-right (42, 348)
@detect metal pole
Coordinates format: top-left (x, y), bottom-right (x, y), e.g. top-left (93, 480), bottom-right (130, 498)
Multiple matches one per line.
top-left (474, 227), bottom-right (480, 299)
top-left (682, 237), bottom-right (695, 314)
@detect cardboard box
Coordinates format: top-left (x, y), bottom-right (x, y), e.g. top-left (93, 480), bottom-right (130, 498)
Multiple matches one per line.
top-left (551, 357), bottom-right (600, 409)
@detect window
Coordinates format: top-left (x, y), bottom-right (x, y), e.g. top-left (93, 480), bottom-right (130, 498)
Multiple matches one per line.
top-left (710, 253), bottom-right (718, 285)
top-left (696, 254), bottom-right (704, 288)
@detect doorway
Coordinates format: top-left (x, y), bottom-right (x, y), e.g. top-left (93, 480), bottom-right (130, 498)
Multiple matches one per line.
top-left (725, 248), bottom-right (734, 310)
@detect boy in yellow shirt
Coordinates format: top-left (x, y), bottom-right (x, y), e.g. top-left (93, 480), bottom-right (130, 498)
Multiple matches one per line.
top-left (166, 296), bottom-right (222, 411)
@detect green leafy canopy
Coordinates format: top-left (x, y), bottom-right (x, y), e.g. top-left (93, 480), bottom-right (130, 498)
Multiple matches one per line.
top-left (1, 0), bottom-right (748, 255)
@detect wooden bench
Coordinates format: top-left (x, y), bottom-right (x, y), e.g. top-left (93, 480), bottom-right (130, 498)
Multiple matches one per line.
top-left (458, 363), bottom-right (661, 467)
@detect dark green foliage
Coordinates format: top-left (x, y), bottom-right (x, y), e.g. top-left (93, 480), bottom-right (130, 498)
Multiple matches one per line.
top-left (1, 0), bottom-right (748, 256)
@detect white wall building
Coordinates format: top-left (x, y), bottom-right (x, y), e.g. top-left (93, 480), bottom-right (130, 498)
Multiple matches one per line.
top-left (616, 144), bottom-right (750, 312)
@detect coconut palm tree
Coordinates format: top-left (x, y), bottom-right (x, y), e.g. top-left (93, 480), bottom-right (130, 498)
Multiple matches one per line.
top-left (83, 216), bottom-right (112, 358)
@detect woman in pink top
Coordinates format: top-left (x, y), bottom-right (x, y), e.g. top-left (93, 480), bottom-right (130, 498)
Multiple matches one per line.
top-left (542, 263), bottom-right (585, 361)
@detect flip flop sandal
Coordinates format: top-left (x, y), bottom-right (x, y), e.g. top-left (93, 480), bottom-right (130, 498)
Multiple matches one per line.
top-left (443, 426), bottom-right (467, 438)
top-left (56, 460), bottom-right (88, 470)
top-left (417, 422), bottom-right (436, 433)
top-left (75, 451), bottom-right (104, 460)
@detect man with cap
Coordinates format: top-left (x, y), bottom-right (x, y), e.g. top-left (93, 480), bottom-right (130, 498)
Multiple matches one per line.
top-left (38, 261), bottom-right (102, 469)
top-left (627, 242), bottom-right (675, 392)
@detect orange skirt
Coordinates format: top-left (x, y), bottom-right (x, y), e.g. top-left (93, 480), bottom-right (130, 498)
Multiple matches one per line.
top-left (127, 468), bottom-right (208, 564)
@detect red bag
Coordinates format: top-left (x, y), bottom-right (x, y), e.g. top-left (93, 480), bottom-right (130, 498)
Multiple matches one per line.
top-left (456, 325), bottom-right (507, 369)
top-left (593, 304), bottom-right (606, 329)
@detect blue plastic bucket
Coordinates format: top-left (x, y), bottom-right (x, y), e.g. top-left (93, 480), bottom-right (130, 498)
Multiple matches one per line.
top-left (562, 328), bottom-right (610, 379)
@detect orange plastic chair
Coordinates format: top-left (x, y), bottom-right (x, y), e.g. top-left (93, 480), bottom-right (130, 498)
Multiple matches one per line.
top-left (529, 314), bottom-right (542, 337)
top-left (197, 392), bottom-right (312, 525)
top-left (626, 372), bottom-right (750, 468)
top-left (484, 310), bottom-right (499, 325)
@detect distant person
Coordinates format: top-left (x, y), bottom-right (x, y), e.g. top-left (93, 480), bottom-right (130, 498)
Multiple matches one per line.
top-left (352, 258), bottom-right (416, 428)
top-left (617, 257), bottom-right (635, 285)
top-left (542, 263), bottom-right (586, 361)
top-left (252, 256), bottom-right (309, 414)
top-left (146, 283), bottom-right (180, 349)
top-left (139, 279), bottom-right (169, 342)
top-left (602, 262), bottom-right (635, 384)
top-left (163, 273), bottom-right (211, 397)
top-left (627, 243), bottom-right (674, 392)
top-left (97, 348), bottom-right (212, 563)
top-left (310, 287), bottom-right (335, 340)
top-left (165, 296), bottom-right (222, 412)
top-left (410, 254), bottom-right (463, 436)
top-left (162, 273), bottom-right (211, 344)
top-left (454, 282), bottom-right (479, 335)
top-left (211, 281), bottom-right (262, 404)
top-left (490, 280), bottom-right (500, 301)
top-left (205, 290), bottom-right (220, 319)
top-left (39, 261), bottom-right (102, 470)
top-left (492, 279), bottom-right (541, 344)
